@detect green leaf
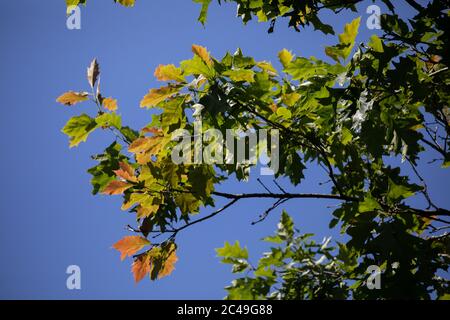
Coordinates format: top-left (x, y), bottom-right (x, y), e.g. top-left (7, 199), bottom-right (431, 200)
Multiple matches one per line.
top-left (325, 17), bottom-right (361, 62)
top-left (62, 114), bottom-right (98, 148)
top-left (276, 107), bottom-right (292, 120)
top-left (387, 179), bottom-right (416, 202)
top-left (194, 0), bottom-right (212, 25)
top-left (96, 113), bottom-right (122, 129)
top-left (277, 211), bottom-right (294, 241)
top-left (359, 194), bottom-right (382, 212)
top-left (180, 55), bottom-right (215, 78)
top-left (223, 69), bottom-right (255, 82)
top-left (368, 34), bottom-right (384, 53)
top-left (216, 241), bottom-right (248, 262)
top-left (338, 17), bottom-right (361, 57)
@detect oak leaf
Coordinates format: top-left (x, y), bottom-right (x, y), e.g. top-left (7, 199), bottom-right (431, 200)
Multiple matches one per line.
top-left (140, 86), bottom-right (179, 108)
top-left (192, 44), bottom-right (212, 66)
top-left (56, 91), bottom-right (89, 106)
top-left (154, 64), bottom-right (185, 82)
top-left (102, 97), bottom-right (118, 111)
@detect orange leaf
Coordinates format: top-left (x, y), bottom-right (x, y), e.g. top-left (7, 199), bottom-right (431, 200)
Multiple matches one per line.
top-left (131, 253), bottom-right (152, 283)
top-left (192, 44), bottom-right (212, 66)
top-left (158, 249), bottom-right (178, 279)
top-left (128, 137), bottom-right (152, 153)
top-left (102, 97), bottom-right (118, 111)
top-left (113, 236), bottom-right (150, 261)
top-left (102, 180), bottom-right (132, 195)
top-left (56, 91), bottom-right (89, 106)
top-left (142, 127), bottom-right (163, 135)
top-left (114, 162), bottom-right (138, 182)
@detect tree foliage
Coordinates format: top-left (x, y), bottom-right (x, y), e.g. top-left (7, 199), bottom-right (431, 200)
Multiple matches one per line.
top-left (58, 0), bottom-right (450, 298)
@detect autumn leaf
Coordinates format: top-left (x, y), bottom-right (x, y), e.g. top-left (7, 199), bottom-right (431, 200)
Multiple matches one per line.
top-left (115, 0), bottom-right (135, 7)
top-left (128, 136), bottom-right (164, 155)
top-left (141, 127), bottom-right (163, 135)
top-left (113, 235), bottom-right (150, 261)
top-left (102, 97), bottom-right (118, 111)
top-left (56, 91), bottom-right (89, 106)
top-left (128, 137), bottom-right (152, 153)
top-left (113, 161), bottom-right (138, 182)
top-left (87, 58), bottom-right (100, 89)
top-left (102, 180), bottom-right (132, 195)
top-left (192, 44), bottom-right (212, 66)
top-left (278, 49), bottom-right (294, 68)
top-left (131, 252), bottom-right (152, 283)
top-left (158, 249), bottom-right (178, 279)
top-left (137, 204), bottom-right (159, 219)
top-left (140, 86), bottom-right (180, 108)
top-left (154, 64), bottom-right (185, 82)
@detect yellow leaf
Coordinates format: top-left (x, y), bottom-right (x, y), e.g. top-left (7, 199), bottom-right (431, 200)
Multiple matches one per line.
top-left (116, 0), bottom-right (135, 7)
top-left (114, 161), bottom-right (137, 182)
top-left (112, 235), bottom-right (150, 261)
top-left (102, 180), bottom-right (132, 195)
top-left (137, 204), bottom-right (159, 219)
top-left (154, 64), bottom-right (185, 82)
top-left (56, 91), bottom-right (89, 106)
top-left (140, 86), bottom-right (179, 108)
top-left (278, 49), bottom-right (294, 68)
top-left (257, 61), bottom-right (278, 75)
top-left (131, 253), bottom-right (151, 283)
top-left (192, 44), bottom-right (212, 67)
top-left (102, 97), bottom-right (118, 111)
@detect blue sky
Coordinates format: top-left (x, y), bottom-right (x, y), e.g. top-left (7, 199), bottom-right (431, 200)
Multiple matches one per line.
top-left (0, 0), bottom-right (447, 299)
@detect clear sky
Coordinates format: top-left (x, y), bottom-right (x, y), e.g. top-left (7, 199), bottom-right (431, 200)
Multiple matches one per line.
top-left (0, 0), bottom-right (446, 299)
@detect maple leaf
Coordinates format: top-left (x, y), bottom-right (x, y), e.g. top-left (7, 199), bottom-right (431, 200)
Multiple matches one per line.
top-left (56, 91), bottom-right (89, 106)
top-left (192, 44), bottom-right (212, 66)
top-left (113, 235), bottom-right (150, 261)
top-left (158, 249), bottom-right (178, 279)
top-left (131, 253), bottom-right (152, 283)
top-left (102, 180), bottom-right (132, 195)
top-left (114, 161), bottom-right (138, 182)
top-left (102, 97), bottom-right (118, 111)
top-left (87, 58), bottom-right (100, 89)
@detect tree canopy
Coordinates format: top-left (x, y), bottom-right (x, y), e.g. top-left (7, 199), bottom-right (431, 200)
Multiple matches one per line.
top-left (58, 0), bottom-right (450, 299)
